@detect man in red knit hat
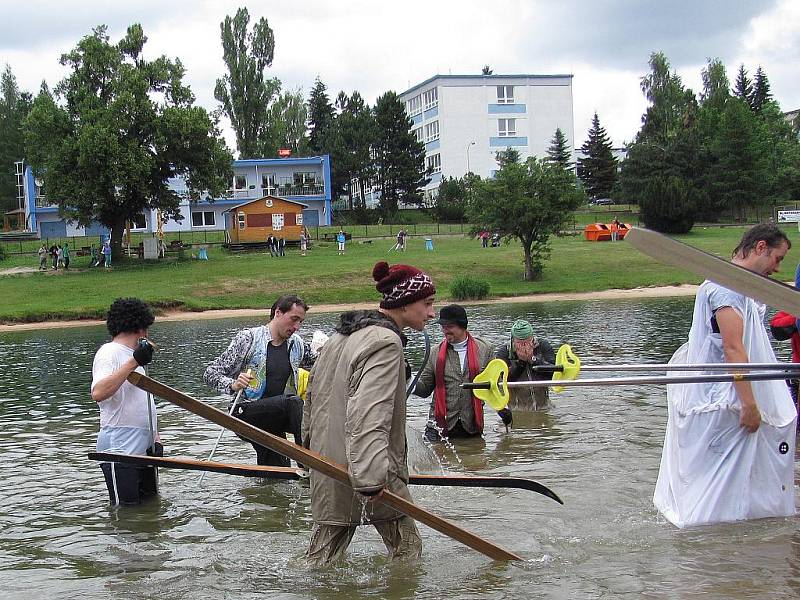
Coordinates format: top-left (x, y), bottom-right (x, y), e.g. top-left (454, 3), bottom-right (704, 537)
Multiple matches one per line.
top-left (302, 261), bottom-right (435, 564)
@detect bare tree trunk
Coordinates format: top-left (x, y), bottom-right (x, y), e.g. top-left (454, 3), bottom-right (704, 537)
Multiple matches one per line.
top-left (110, 214), bottom-right (127, 262)
top-left (522, 242), bottom-right (535, 281)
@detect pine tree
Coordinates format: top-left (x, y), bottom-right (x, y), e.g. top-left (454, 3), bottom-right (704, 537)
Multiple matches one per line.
top-left (733, 64), bottom-right (753, 106)
top-left (577, 113), bottom-right (617, 199)
top-left (307, 78), bottom-right (335, 154)
top-left (546, 127), bottom-right (572, 171)
top-left (374, 91), bottom-right (428, 214)
top-left (751, 66), bottom-right (773, 113)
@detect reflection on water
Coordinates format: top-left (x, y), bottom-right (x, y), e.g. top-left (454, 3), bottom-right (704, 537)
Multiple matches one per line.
top-left (0, 298), bottom-right (798, 599)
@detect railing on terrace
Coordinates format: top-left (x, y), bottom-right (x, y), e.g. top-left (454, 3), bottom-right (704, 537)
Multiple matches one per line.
top-left (222, 184), bottom-right (325, 201)
top-left (35, 196), bottom-right (57, 208)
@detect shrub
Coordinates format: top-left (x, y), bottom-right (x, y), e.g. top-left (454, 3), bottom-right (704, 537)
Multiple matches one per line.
top-left (0, 244), bottom-right (6, 262)
top-left (450, 275), bottom-right (490, 300)
top-left (639, 176), bottom-right (696, 234)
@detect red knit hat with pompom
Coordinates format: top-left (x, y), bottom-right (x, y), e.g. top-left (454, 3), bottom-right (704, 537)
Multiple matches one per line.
top-left (372, 261), bottom-right (435, 309)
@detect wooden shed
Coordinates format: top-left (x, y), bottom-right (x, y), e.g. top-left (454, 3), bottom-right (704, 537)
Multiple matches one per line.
top-left (225, 196), bottom-right (308, 244)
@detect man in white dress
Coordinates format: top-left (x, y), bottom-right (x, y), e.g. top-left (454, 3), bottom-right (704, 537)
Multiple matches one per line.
top-left (654, 224), bottom-right (797, 527)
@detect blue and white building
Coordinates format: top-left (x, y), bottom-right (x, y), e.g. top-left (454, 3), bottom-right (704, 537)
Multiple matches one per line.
top-left (20, 155), bottom-right (332, 238)
top-left (397, 73), bottom-right (575, 202)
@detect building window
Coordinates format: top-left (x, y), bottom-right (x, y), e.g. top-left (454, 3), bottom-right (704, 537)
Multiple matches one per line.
top-left (262, 173), bottom-right (277, 194)
top-left (498, 118), bottom-right (516, 137)
top-left (129, 212), bottom-right (147, 230)
top-left (297, 213), bottom-right (303, 225)
top-left (191, 211), bottom-right (216, 227)
top-left (424, 121), bottom-right (440, 143)
top-left (413, 127), bottom-right (424, 143)
top-left (233, 175), bottom-right (247, 190)
top-left (497, 85), bottom-right (515, 104)
top-left (407, 95), bottom-right (422, 116)
top-left (426, 153), bottom-right (441, 174)
top-left (237, 211), bottom-right (246, 229)
top-left (423, 88), bottom-right (438, 110)
top-left (293, 172), bottom-right (317, 185)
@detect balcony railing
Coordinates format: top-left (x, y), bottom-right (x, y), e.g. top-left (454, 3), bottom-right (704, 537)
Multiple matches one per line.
top-left (223, 184), bottom-right (325, 200)
top-left (35, 196), bottom-right (57, 208)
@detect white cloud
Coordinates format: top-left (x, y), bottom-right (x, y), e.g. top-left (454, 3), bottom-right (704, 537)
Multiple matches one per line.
top-left (1, 0), bottom-right (797, 151)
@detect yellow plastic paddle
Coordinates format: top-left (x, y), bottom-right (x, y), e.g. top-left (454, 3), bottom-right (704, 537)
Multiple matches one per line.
top-left (472, 358), bottom-right (510, 410)
top-left (552, 344), bottom-right (581, 392)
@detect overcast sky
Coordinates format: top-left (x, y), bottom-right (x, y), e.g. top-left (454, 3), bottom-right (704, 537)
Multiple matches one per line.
top-left (1, 0), bottom-right (798, 155)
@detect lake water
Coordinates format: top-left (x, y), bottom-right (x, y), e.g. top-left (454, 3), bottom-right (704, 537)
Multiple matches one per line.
top-left (0, 298), bottom-right (798, 599)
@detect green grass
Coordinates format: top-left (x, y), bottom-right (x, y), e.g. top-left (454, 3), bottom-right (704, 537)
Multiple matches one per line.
top-left (1, 224), bottom-right (796, 323)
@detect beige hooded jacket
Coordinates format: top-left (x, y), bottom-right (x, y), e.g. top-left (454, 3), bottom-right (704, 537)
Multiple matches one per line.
top-left (302, 310), bottom-right (413, 525)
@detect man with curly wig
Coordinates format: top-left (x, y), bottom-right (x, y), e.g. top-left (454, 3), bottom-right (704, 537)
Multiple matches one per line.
top-left (91, 298), bottom-right (160, 505)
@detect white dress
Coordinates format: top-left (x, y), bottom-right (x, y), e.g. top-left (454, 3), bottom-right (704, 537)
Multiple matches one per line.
top-left (653, 281), bottom-right (797, 528)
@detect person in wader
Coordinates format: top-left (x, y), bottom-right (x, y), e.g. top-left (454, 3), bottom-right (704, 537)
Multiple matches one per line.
top-left (654, 223), bottom-right (797, 528)
top-left (91, 298), bottom-right (160, 505)
top-left (414, 304), bottom-right (512, 442)
top-left (494, 319), bottom-right (556, 411)
top-left (203, 295), bottom-right (307, 467)
top-left (302, 261), bottom-right (435, 565)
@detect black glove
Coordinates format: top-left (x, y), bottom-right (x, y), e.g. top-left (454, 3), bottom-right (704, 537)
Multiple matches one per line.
top-left (498, 407), bottom-right (513, 427)
top-left (146, 441), bottom-right (164, 457)
top-left (133, 338), bottom-right (154, 366)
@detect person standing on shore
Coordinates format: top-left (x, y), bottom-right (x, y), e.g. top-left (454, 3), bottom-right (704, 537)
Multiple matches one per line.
top-left (336, 229), bottom-right (346, 255)
top-left (91, 298), bottom-right (160, 505)
top-left (62, 243), bottom-right (70, 270)
top-left (37, 244), bottom-right (48, 270)
top-left (302, 261), bottom-right (436, 564)
top-left (654, 223), bottom-right (797, 528)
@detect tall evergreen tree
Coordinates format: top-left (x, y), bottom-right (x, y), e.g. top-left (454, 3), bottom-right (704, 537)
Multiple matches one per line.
top-left (25, 24), bottom-right (233, 258)
top-left (751, 66), bottom-right (772, 113)
top-left (577, 113), bottom-right (617, 198)
top-left (545, 127), bottom-right (572, 172)
top-left (307, 78), bottom-right (335, 154)
top-left (335, 91), bottom-right (377, 209)
top-left (0, 65), bottom-right (31, 213)
top-left (495, 147), bottom-right (521, 168)
top-left (733, 64), bottom-right (753, 105)
top-left (214, 8), bottom-right (280, 158)
top-left (373, 91), bottom-right (427, 214)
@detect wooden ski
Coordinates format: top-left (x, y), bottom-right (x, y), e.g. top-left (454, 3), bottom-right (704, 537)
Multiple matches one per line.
top-left (127, 372), bottom-right (525, 561)
top-left (87, 451), bottom-right (563, 502)
top-left (625, 227), bottom-right (800, 315)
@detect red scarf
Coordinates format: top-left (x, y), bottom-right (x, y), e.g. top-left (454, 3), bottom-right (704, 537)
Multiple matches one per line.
top-left (434, 333), bottom-right (483, 434)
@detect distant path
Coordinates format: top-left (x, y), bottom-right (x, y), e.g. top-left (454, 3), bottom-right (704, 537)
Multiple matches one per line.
top-left (0, 284), bottom-right (700, 332)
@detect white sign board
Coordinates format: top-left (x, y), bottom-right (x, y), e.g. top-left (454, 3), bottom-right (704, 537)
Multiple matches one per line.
top-left (272, 213), bottom-right (284, 231)
top-left (777, 210), bottom-right (800, 223)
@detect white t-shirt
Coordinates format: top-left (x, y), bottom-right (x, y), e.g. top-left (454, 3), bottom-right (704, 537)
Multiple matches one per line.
top-left (92, 341), bottom-right (157, 455)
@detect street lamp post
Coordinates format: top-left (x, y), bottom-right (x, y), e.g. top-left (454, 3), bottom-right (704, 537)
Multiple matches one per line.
top-left (466, 141), bottom-right (476, 175)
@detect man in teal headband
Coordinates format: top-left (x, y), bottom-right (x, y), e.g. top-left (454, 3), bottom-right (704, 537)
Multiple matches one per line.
top-left (495, 319), bottom-right (555, 410)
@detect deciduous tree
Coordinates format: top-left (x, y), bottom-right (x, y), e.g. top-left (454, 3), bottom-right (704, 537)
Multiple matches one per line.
top-left (214, 8), bottom-right (280, 158)
top-left (25, 24), bottom-right (232, 258)
top-left (0, 65), bottom-right (31, 214)
top-left (468, 158), bottom-right (585, 280)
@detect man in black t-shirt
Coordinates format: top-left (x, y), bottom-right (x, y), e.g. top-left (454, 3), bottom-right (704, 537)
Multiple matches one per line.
top-left (204, 295), bottom-right (308, 466)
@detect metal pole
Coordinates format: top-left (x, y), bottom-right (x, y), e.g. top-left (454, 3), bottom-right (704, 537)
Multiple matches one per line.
top-left (528, 362), bottom-right (800, 373)
top-left (198, 370), bottom-right (252, 486)
top-left (463, 370), bottom-right (800, 390)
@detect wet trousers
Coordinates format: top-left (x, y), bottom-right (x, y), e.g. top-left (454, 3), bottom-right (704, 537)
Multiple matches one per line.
top-left (306, 516), bottom-right (422, 565)
top-left (100, 462), bottom-right (158, 505)
top-left (232, 394), bottom-right (303, 467)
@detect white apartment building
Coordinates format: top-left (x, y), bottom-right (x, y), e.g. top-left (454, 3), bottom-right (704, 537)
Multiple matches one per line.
top-left (398, 73), bottom-right (575, 202)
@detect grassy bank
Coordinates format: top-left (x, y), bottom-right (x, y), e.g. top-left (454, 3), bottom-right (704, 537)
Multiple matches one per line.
top-left (1, 225), bottom-right (795, 323)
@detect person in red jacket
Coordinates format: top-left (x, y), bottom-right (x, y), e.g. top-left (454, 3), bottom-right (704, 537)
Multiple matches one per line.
top-left (769, 310), bottom-right (800, 425)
